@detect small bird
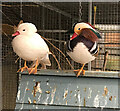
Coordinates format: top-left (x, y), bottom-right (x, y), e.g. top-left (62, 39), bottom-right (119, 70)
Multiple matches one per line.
top-left (12, 22), bottom-right (51, 74)
top-left (66, 22), bottom-right (102, 77)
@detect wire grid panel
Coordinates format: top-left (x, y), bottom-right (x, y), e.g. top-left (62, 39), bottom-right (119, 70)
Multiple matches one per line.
top-left (2, 2), bottom-right (20, 109)
top-left (91, 2), bottom-right (120, 71)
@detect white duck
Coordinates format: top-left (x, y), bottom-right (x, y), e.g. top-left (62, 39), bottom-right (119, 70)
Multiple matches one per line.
top-left (12, 23), bottom-right (51, 74)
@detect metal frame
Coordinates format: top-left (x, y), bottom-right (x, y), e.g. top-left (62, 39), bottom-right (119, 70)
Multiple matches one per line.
top-left (15, 70), bottom-right (120, 110)
top-left (88, 1), bottom-right (92, 71)
top-left (21, 69), bottom-right (120, 78)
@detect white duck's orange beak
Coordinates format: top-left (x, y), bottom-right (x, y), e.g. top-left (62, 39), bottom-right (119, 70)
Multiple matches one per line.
top-left (12, 31), bottom-right (20, 36)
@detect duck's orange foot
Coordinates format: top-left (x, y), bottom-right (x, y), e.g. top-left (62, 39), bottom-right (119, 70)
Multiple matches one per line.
top-left (74, 64), bottom-right (85, 77)
top-left (28, 59), bottom-right (39, 74)
top-left (17, 66), bottom-right (28, 73)
top-left (76, 69), bottom-right (85, 77)
top-left (28, 67), bottom-right (37, 74)
top-left (17, 60), bottom-right (28, 73)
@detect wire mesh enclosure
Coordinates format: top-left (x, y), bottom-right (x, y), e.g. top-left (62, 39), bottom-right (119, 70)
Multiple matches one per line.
top-left (2, 1), bottom-right (120, 109)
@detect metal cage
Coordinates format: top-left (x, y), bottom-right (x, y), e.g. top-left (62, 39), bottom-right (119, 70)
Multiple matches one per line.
top-left (2, 1), bottom-right (120, 109)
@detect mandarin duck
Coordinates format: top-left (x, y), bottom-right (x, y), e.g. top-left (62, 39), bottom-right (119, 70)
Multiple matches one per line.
top-left (66, 22), bottom-right (102, 77)
top-left (12, 23), bottom-right (51, 74)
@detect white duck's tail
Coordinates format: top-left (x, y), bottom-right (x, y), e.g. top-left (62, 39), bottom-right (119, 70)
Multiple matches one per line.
top-left (40, 53), bottom-right (51, 67)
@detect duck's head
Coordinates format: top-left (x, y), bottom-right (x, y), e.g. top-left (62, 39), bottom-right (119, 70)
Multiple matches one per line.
top-left (70, 22), bottom-right (96, 40)
top-left (12, 23), bottom-right (37, 37)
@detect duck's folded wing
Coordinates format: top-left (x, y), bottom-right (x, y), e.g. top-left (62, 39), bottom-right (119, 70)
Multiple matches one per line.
top-left (80, 28), bottom-right (102, 42)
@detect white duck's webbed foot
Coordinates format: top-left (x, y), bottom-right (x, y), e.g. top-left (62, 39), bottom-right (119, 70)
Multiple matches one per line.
top-left (28, 59), bottom-right (39, 74)
top-left (17, 60), bottom-right (28, 73)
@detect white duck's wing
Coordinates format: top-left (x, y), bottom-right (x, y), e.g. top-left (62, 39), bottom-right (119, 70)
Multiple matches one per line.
top-left (34, 33), bottom-right (51, 67)
top-left (40, 53), bottom-right (51, 66)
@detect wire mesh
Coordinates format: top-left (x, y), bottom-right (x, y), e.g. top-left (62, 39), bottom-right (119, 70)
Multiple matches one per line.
top-left (2, 2), bottom-right (20, 109)
top-left (2, 2), bottom-right (120, 109)
top-left (91, 2), bottom-right (120, 71)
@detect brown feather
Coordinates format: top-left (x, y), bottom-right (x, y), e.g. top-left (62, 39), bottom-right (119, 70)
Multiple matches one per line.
top-left (80, 28), bottom-right (98, 42)
top-left (17, 20), bottom-right (23, 27)
top-left (14, 20), bottom-right (23, 32)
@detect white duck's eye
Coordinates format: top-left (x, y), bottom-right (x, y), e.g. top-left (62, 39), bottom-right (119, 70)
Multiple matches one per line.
top-left (23, 29), bottom-right (25, 31)
top-left (78, 28), bottom-right (80, 30)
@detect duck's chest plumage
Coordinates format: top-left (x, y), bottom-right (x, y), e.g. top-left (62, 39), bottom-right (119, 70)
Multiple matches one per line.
top-left (66, 35), bottom-right (97, 64)
top-left (12, 33), bottom-right (49, 61)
